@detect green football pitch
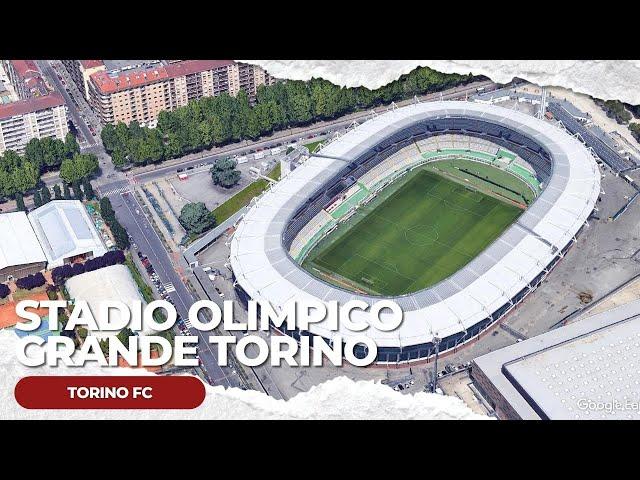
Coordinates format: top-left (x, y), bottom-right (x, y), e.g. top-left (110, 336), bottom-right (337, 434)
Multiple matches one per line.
top-left (302, 168), bottom-right (523, 296)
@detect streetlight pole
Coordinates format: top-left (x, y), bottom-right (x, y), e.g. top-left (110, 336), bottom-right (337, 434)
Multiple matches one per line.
top-left (431, 335), bottom-right (441, 393)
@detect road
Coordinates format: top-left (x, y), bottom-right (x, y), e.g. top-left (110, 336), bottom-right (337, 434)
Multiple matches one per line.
top-left (36, 60), bottom-right (97, 148)
top-left (111, 190), bottom-right (242, 388)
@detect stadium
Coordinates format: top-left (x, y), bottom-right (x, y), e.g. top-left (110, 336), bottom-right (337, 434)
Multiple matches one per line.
top-left (229, 101), bottom-right (601, 364)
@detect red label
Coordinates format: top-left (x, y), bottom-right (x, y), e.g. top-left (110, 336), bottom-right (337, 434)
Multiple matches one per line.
top-left (15, 376), bottom-right (206, 409)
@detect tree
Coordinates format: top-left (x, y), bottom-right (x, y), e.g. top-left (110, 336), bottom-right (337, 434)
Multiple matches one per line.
top-left (15, 192), bottom-right (25, 211)
top-left (117, 328), bottom-right (136, 345)
top-left (63, 183), bottom-right (72, 200)
top-left (59, 159), bottom-right (77, 185)
top-left (0, 283), bottom-right (10, 299)
top-left (0, 169), bottom-right (15, 199)
top-left (41, 186), bottom-right (51, 204)
top-left (602, 100), bottom-right (632, 124)
top-left (33, 190), bottom-right (43, 208)
top-left (210, 158), bottom-right (241, 188)
top-left (110, 221), bottom-right (130, 250)
top-left (53, 184), bottom-right (62, 200)
top-left (99, 197), bottom-right (129, 249)
top-left (60, 153), bottom-right (99, 184)
top-left (24, 138), bottom-right (45, 172)
top-left (629, 122), bottom-right (640, 143)
top-left (64, 132), bottom-right (80, 158)
top-left (12, 161), bottom-right (39, 193)
top-left (77, 327), bottom-right (88, 340)
top-left (100, 196), bottom-right (115, 220)
top-left (15, 272), bottom-right (46, 290)
top-left (178, 202), bottom-right (216, 235)
top-left (82, 177), bottom-right (95, 200)
top-left (111, 149), bottom-right (127, 168)
top-left (71, 180), bottom-right (84, 201)
top-left (100, 123), bottom-right (118, 153)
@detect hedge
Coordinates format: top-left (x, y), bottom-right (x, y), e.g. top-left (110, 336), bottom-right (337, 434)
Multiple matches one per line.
top-left (52, 250), bottom-right (126, 285)
top-left (15, 272), bottom-right (46, 290)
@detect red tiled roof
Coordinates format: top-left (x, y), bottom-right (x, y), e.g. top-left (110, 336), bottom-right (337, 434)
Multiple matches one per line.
top-left (0, 92), bottom-right (65, 120)
top-left (164, 59), bottom-right (234, 77)
top-left (10, 60), bottom-right (40, 79)
top-left (80, 60), bottom-right (104, 69)
top-left (90, 60), bottom-right (235, 94)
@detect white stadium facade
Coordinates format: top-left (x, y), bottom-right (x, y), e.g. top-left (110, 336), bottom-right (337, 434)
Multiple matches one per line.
top-left (229, 101), bottom-right (601, 364)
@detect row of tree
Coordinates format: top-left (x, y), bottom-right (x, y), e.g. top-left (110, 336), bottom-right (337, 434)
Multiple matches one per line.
top-left (15, 177), bottom-right (96, 212)
top-left (102, 66), bottom-right (475, 168)
top-left (25, 133), bottom-right (80, 172)
top-left (15, 272), bottom-right (46, 290)
top-left (51, 250), bottom-right (125, 285)
top-left (100, 197), bottom-right (130, 250)
top-left (598, 99), bottom-right (632, 124)
top-left (0, 134), bottom-right (82, 200)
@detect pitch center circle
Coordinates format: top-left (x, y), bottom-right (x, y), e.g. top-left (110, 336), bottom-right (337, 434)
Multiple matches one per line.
top-left (405, 224), bottom-right (439, 246)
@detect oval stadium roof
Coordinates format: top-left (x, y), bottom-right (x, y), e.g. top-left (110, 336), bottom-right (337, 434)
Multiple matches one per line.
top-left (230, 101), bottom-right (601, 353)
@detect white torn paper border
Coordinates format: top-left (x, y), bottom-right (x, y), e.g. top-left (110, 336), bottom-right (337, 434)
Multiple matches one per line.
top-left (243, 60), bottom-right (640, 105)
top-left (0, 330), bottom-right (488, 419)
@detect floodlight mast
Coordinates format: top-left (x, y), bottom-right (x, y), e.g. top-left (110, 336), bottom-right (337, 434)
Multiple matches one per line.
top-left (431, 334), bottom-right (441, 393)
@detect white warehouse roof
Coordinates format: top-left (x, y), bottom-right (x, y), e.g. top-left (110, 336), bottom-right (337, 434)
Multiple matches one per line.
top-left (229, 101), bottom-right (601, 356)
top-left (0, 211), bottom-right (46, 270)
top-left (474, 299), bottom-right (640, 420)
top-left (28, 200), bottom-right (107, 268)
top-left (66, 264), bottom-right (155, 340)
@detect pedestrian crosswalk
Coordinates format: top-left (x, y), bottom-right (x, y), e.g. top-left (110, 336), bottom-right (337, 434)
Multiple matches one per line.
top-left (100, 186), bottom-right (131, 197)
top-left (183, 318), bottom-right (193, 329)
top-left (163, 282), bottom-right (176, 293)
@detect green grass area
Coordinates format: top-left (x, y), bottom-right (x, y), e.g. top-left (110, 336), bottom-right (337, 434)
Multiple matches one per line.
top-left (11, 286), bottom-right (46, 302)
top-left (267, 162), bottom-right (281, 181)
top-left (302, 168), bottom-right (522, 296)
top-left (425, 158), bottom-right (536, 205)
top-left (304, 140), bottom-right (323, 154)
top-left (125, 255), bottom-right (154, 303)
top-left (125, 254), bottom-right (167, 324)
top-left (211, 163), bottom-right (280, 224)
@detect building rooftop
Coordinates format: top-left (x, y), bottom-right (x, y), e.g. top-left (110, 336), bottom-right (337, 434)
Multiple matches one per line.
top-left (10, 60), bottom-right (40, 80)
top-left (27, 200), bottom-right (106, 268)
top-left (0, 211), bottom-right (46, 271)
top-left (102, 60), bottom-right (164, 73)
top-left (474, 299), bottom-right (640, 419)
top-left (90, 59), bottom-right (235, 94)
top-left (0, 91), bottom-right (64, 120)
top-left (79, 60), bottom-right (105, 70)
top-left (65, 264), bottom-right (153, 340)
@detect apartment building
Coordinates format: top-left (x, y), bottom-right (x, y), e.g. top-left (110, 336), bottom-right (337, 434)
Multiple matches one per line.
top-left (61, 60), bottom-right (106, 101)
top-left (0, 60), bottom-right (68, 154)
top-left (87, 60), bottom-right (276, 126)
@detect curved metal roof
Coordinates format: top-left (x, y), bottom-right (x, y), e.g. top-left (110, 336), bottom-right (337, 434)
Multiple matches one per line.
top-left (230, 101), bottom-right (600, 348)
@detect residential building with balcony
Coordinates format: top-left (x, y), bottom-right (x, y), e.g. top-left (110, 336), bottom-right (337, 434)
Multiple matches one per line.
top-left (87, 60), bottom-right (275, 126)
